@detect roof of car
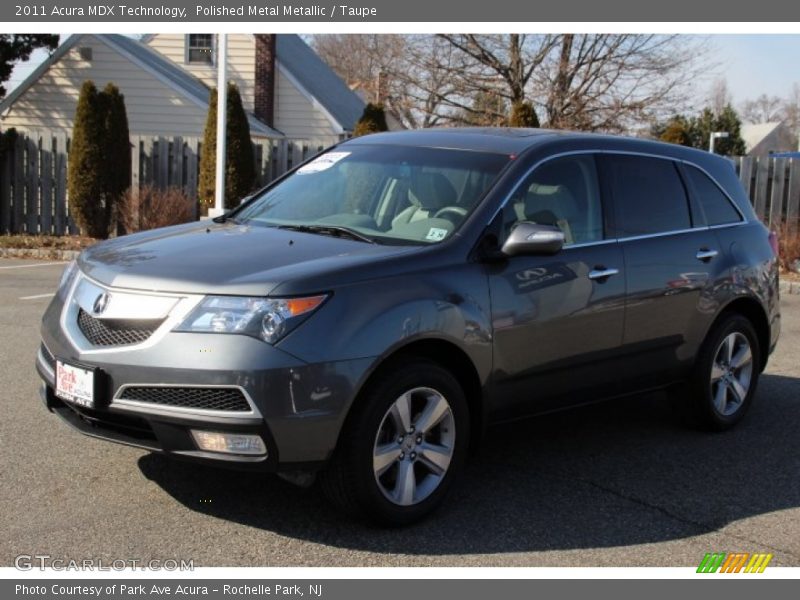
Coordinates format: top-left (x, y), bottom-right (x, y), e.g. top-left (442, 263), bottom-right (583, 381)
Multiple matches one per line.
top-left (343, 127), bottom-right (727, 167)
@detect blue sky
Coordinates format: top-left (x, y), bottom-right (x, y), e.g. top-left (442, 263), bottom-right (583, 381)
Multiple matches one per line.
top-left (6, 34), bottom-right (800, 108)
top-left (713, 35), bottom-right (800, 100)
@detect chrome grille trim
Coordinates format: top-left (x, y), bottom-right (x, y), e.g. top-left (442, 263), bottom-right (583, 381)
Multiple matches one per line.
top-left (112, 384), bottom-right (261, 420)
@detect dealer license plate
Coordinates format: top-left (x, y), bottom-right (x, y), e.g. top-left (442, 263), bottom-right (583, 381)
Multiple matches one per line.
top-left (55, 360), bottom-right (95, 408)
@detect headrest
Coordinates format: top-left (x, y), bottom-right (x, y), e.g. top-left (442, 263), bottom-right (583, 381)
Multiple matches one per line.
top-left (525, 184), bottom-right (578, 220)
top-left (409, 173), bottom-right (457, 210)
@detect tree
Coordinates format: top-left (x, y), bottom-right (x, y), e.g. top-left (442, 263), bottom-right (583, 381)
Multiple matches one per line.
top-left (692, 105), bottom-right (747, 155)
top-left (437, 34), bottom-right (557, 119)
top-left (707, 78), bottom-right (732, 117)
top-left (539, 34), bottom-right (709, 132)
top-left (353, 102), bottom-right (389, 136)
top-left (653, 104), bottom-right (747, 156)
top-left (68, 81), bottom-right (133, 238)
top-left (741, 93), bottom-right (783, 124)
top-left (0, 34), bottom-right (59, 99)
top-left (312, 34), bottom-right (458, 129)
top-left (459, 91), bottom-right (507, 126)
top-left (657, 115), bottom-right (692, 146)
top-left (101, 83), bottom-right (131, 229)
top-left (781, 83), bottom-right (800, 149)
top-left (68, 81), bottom-right (108, 237)
top-left (198, 83), bottom-right (255, 211)
top-left (508, 101), bottom-right (539, 127)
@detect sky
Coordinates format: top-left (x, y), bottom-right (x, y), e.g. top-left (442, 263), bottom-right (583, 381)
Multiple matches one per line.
top-left (5, 34), bottom-right (800, 110)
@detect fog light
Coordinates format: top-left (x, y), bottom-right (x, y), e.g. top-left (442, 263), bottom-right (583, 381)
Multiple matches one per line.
top-left (190, 430), bottom-right (267, 456)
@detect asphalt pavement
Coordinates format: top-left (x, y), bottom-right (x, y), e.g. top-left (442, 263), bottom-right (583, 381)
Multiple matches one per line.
top-left (1, 257), bottom-right (798, 567)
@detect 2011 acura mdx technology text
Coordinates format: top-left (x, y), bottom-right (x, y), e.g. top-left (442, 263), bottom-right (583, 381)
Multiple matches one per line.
top-left (37, 129), bottom-right (780, 525)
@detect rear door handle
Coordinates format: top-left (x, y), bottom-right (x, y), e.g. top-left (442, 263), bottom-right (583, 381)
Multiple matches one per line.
top-left (588, 267), bottom-right (619, 281)
top-left (696, 248), bottom-right (719, 262)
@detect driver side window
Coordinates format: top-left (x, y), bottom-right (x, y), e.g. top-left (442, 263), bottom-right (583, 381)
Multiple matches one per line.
top-left (502, 154), bottom-right (604, 246)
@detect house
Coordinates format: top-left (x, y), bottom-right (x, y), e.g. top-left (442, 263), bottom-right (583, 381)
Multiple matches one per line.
top-left (0, 34), bottom-right (366, 142)
top-left (740, 121), bottom-right (797, 156)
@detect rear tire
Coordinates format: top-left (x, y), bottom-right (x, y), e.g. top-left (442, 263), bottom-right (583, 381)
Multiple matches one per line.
top-left (319, 358), bottom-right (469, 526)
top-left (684, 313), bottom-right (761, 431)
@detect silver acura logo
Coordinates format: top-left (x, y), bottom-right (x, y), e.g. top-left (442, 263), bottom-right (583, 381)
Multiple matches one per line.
top-left (93, 292), bottom-right (110, 315)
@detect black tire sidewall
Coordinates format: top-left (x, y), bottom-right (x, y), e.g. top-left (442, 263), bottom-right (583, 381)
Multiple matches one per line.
top-left (694, 314), bottom-right (761, 430)
top-left (347, 359), bottom-right (470, 526)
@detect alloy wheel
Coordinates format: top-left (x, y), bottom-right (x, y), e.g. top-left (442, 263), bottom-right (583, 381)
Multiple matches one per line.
top-left (372, 387), bottom-right (456, 506)
top-left (710, 331), bottom-right (753, 416)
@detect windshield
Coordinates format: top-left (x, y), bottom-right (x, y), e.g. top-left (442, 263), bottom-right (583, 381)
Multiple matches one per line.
top-left (234, 144), bottom-right (511, 245)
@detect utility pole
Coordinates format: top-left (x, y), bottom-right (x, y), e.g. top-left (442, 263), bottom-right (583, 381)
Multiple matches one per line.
top-left (210, 33), bottom-right (228, 218)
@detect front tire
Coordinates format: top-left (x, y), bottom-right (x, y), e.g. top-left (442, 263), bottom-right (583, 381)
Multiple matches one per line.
top-left (686, 313), bottom-right (761, 431)
top-left (320, 358), bottom-right (469, 526)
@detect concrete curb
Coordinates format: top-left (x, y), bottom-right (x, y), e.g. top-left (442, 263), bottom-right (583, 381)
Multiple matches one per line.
top-left (0, 247), bottom-right (79, 261)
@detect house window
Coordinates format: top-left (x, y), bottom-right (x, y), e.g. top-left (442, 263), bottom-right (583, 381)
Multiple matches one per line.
top-left (186, 34), bottom-right (214, 65)
top-left (78, 47), bottom-right (92, 61)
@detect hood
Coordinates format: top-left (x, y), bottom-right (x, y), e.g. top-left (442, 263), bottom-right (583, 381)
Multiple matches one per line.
top-left (78, 222), bottom-right (417, 296)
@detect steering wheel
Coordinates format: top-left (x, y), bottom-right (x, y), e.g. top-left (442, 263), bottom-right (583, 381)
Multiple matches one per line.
top-left (433, 206), bottom-right (468, 223)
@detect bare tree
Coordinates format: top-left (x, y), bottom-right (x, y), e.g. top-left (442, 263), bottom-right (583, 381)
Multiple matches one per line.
top-left (314, 33), bottom-right (710, 133)
top-left (312, 34), bottom-right (461, 129)
top-left (707, 77), bottom-right (732, 116)
top-left (741, 93), bottom-right (783, 124)
top-left (537, 34), bottom-right (710, 132)
top-left (781, 83), bottom-right (800, 148)
top-left (435, 34), bottom-right (709, 132)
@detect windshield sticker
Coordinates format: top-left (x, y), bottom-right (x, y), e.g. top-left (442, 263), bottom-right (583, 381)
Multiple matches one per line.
top-left (425, 227), bottom-right (448, 241)
top-left (297, 152), bottom-right (351, 174)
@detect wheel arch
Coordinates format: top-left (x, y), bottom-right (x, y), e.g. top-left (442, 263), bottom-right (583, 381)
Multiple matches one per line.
top-left (713, 296), bottom-right (771, 371)
top-left (343, 338), bottom-right (486, 452)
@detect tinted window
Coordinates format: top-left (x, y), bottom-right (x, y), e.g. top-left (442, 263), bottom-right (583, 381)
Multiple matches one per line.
top-left (502, 155), bottom-right (604, 246)
top-left (604, 155), bottom-right (691, 237)
top-left (685, 166), bottom-right (742, 226)
top-left (235, 145), bottom-right (510, 245)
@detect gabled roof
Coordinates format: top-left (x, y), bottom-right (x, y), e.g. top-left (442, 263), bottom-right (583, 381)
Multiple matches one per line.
top-left (741, 121), bottom-right (786, 153)
top-left (275, 35), bottom-right (365, 132)
top-left (0, 34), bottom-right (283, 138)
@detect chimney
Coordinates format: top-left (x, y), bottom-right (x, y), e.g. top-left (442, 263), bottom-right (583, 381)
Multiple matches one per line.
top-left (254, 34), bottom-right (277, 128)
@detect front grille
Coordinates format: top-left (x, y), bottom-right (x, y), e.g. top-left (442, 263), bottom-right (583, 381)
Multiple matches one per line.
top-left (77, 309), bottom-right (163, 346)
top-left (117, 386), bottom-right (252, 412)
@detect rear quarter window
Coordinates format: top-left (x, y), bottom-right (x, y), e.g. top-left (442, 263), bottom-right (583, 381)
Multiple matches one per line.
top-left (684, 165), bottom-right (743, 226)
top-left (602, 154), bottom-right (692, 237)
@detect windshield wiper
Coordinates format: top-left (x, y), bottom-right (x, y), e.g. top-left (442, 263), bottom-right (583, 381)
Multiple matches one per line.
top-left (277, 224), bottom-right (377, 244)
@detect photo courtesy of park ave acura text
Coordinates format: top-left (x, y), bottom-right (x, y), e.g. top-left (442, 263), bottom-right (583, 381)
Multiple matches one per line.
top-left (0, 26), bottom-right (799, 568)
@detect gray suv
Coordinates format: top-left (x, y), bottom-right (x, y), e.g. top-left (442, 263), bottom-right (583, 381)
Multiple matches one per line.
top-left (37, 129), bottom-right (780, 525)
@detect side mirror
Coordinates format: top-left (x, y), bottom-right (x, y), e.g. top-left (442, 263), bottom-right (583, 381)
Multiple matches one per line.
top-left (501, 222), bottom-right (565, 256)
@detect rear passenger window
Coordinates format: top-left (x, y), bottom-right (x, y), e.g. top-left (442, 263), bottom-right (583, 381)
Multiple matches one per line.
top-left (502, 155), bottom-right (604, 246)
top-left (684, 166), bottom-right (743, 226)
top-left (603, 155), bottom-right (691, 237)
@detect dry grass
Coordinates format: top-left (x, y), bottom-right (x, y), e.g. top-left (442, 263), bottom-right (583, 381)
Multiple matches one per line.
top-left (117, 185), bottom-right (195, 233)
top-left (778, 222), bottom-right (800, 274)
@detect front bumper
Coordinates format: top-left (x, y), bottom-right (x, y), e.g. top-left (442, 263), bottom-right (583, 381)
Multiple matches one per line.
top-left (37, 278), bottom-right (374, 471)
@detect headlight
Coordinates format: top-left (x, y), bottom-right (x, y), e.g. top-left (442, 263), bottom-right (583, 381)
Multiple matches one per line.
top-left (56, 260), bottom-right (79, 300)
top-left (174, 295), bottom-right (328, 344)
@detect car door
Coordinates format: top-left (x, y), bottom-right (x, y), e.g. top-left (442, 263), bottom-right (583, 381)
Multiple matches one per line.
top-left (486, 153), bottom-right (626, 420)
top-left (599, 153), bottom-right (724, 387)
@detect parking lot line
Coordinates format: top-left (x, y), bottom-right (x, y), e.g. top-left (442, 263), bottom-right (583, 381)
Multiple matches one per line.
top-left (0, 262), bottom-right (65, 270)
top-left (19, 292), bottom-right (55, 300)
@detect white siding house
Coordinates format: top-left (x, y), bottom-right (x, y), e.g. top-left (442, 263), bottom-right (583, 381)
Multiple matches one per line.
top-left (0, 34), bottom-right (365, 142)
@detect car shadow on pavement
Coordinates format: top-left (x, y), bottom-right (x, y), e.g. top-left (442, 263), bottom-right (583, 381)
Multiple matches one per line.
top-left (138, 373), bottom-right (800, 555)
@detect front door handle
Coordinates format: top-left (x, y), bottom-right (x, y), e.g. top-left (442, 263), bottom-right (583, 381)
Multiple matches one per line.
top-left (588, 267), bottom-right (619, 281)
top-left (696, 248), bottom-right (719, 262)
